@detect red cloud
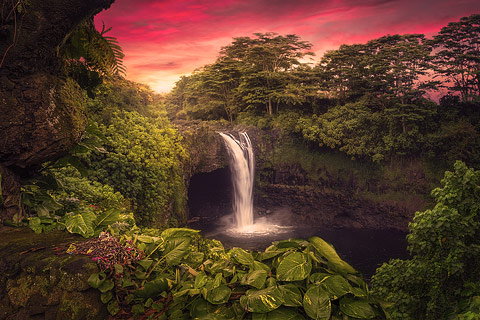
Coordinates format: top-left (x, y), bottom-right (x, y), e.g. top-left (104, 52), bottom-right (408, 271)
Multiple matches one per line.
top-left (95, 0), bottom-right (480, 93)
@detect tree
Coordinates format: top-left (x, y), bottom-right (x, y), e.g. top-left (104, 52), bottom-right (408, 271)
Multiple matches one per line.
top-left (316, 43), bottom-right (372, 103)
top-left (372, 161), bottom-right (480, 319)
top-left (430, 14), bottom-right (480, 101)
top-left (195, 57), bottom-right (242, 122)
top-left (221, 33), bottom-right (313, 115)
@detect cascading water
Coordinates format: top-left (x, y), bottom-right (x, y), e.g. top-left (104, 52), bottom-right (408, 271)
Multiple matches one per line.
top-left (219, 132), bottom-right (255, 231)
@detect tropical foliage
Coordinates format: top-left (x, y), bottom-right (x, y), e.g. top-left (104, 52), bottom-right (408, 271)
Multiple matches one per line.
top-left (86, 228), bottom-right (388, 319)
top-left (371, 161), bottom-right (480, 319)
top-left (86, 109), bottom-right (187, 226)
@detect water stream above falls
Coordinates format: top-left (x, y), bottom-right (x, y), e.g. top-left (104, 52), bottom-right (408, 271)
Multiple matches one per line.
top-left (188, 132), bottom-right (409, 279)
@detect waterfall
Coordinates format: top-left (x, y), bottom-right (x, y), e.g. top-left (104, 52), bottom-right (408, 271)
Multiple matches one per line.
top-left (219, 132), bottom-right (255, 230)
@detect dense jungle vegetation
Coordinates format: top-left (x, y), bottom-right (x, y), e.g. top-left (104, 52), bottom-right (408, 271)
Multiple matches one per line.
top-left (166, 15), bottom-right (480, 168)
top-left (2, 9), bottom-right (480, 320)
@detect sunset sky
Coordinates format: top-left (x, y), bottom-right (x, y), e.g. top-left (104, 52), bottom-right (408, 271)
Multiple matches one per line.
top-left (95, 0), bottom-right (480, 93)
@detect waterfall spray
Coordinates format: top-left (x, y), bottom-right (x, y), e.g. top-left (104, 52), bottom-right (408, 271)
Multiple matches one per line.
top-left (219, 132), bottom-right (255, 231)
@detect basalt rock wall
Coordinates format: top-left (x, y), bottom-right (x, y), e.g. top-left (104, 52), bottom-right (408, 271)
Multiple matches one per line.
top-left (177, 122), bottom-right (428, 231)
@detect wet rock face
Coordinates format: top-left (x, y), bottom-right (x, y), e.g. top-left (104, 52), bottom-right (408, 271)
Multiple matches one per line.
top-left (0, 75), bottom-right (86, 168)
top-left (0, 0), bottom-right (115, 222)
top-left (0, 227), bottom-right (107, 320)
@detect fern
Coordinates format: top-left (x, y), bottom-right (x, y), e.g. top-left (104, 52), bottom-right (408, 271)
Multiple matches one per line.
top-left (60, 19), bottom-right (126, 79)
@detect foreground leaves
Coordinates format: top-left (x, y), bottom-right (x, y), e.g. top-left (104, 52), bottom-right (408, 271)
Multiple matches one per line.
top-left (84, 228), bottom-right (387, 319)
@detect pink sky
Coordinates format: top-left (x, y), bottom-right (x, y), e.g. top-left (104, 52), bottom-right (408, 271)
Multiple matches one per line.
top-left (95, 0), bottom-right (480, 93)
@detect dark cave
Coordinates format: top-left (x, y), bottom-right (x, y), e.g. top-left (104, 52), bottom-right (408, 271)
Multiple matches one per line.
top-left (187, 167), bottom-right (232, 220)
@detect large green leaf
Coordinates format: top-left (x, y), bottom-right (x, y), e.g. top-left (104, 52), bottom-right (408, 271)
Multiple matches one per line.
top-left (134, 277), bottom-right (169, 299)
top-left (241, 269), bottom-right (268, 289)
top-left (321, 275), bottom-right (352, 299)
top-left (252, 260), bottom-right (271, 273)
top-left (309, 236), bottom-right (357, 274)
top-left (274, 239), bottom-right (309, 249)
top-left (28, 217), bottom-right (43, 234)
top-left (204, 285), bottom-right (231, 305)
top-left (303, 285), bottom-right (331, 320)
top-left (258, 244), bottom-right (289, 260)
top-left (161, 228), bottom-right (199, 240)
top-left (94, 208), bottom-right (120, 230)
top-left (276, 252), bottom-right (312, 281)
top-left (278, 284), bottom-right (303, 307)
top-left (230, 247), bottom-right (255, 266)
top-left (65, 211), bottom-right (95, 237)
top-left (164, 236), bottom-right (191, 266)
top-left (339, 297), bottom-right (376, 319)
top-left (195, 271), bottom-right (209, 289)
top-left (240, 287), bottom-right (284, 313)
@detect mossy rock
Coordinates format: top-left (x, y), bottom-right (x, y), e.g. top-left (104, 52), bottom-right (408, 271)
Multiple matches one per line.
top-left (0, 227), bottom-right (107, 319)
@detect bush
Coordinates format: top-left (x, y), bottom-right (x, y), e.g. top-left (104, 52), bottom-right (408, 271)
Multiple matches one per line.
top-left (371, 161), bottom-right (480, 319)
top-left (87, 110), bottom-right (187, 227)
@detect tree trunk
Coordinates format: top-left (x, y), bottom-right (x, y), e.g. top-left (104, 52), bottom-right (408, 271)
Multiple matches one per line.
top-left (0, 0), bottom-right (115, 222)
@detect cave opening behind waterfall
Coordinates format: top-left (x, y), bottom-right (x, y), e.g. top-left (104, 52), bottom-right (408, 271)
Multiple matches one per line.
top-left (187, 167), bottom-right (232, 230)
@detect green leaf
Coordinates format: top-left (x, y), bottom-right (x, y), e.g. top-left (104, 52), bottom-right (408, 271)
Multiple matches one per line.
top-left (252, 260), bottom-right (271, 273)
top-left (94, 208), bottom-right (120, 230)
top-left (276, 252), bottom-right (312, 281)
top-left (160, 227), bottom-right (199, 240)
top-left (189, 298), bottom-right (213, 318)
top-left (186, 251), bottom-right (205, 268)
top-left (195, 271), bottom-right (209, 289)
top-left (100, 291), bottom-right (113, 303)
top-left (137, 235), bottom-right (157, 243)
top-left (339, 297), bottom-right (376, 319)
top-left (303, 285), bottom-right (331, 320)
top-left (164, 236), bottom-right (191, 266)
top-left (310, 273), bottom-right (330, 284)
top-left (204, 285), bottom-right (231, 305)
top-left (258, 244), bottom-right (289, 260)
top-left (28, 217), bottom-right (43, 234)
top-left (137, 259), bottom-right (153, 270)
top-left (134, 270), bottom-right (147, 280)
top-left (87, 272), bottom-right (106, 288)
top-left (107, 300), bottom-right (120, 316)
top-left (321, 275), bottom-right (352, 299)
top-left (230, 247), bottom-right (255, 266)
top-left (135, 277), bottom-right (169, 299)
top-left (241, 269), bottom-right (268, 289)
top-left (122, 277), bottom-right (135, 288)
top-left (98, 279), bottom-right (114, 293)
top-left (309, 236), bottom-right (357, 274)
top-left (240, 286), bottom-right (284, 313)
top-left (278, 284), bottom-right (303, 307)
top-left (132, 303), bottom-right (145, 316)
top-left (114, 263), bottom-right (123, 275)
top-left (65, 212), bottom-right (95, 237)
top-left (274, 239), bottom-right (308, 249)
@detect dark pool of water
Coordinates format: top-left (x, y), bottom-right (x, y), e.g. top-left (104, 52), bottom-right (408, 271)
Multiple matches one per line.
top-left (189, 219), bottom-right (409, 280)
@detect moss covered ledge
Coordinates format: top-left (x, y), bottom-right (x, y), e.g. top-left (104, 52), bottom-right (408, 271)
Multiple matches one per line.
top-left (0, 227), bottom-right (107, 320)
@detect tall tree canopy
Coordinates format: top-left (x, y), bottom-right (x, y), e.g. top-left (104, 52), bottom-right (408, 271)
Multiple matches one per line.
top-left (430, 14), bottom-right (480, 101)
top-left (220, 32), bottom-right (314, 115)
